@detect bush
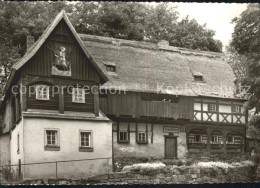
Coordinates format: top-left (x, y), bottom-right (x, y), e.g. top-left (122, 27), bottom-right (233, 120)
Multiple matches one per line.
top-left (185, 160), bottom-right (193, 166)
top-left (177, 160), bottom-right (183, 166)
top-left (122, 162), bottom-right (166, 172)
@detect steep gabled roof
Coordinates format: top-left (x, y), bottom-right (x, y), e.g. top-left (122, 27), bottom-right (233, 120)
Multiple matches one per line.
top-left (80, 34), bottom-right (241, 99)
top-left (4, 10), bottom-right (108, 94)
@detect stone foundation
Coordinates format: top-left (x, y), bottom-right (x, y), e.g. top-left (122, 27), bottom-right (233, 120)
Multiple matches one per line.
top-left (21, 165), bottom-right (254, 185)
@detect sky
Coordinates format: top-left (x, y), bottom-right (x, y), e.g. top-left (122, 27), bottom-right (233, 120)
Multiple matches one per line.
top-left (170, 3), bottom-right (248, 51)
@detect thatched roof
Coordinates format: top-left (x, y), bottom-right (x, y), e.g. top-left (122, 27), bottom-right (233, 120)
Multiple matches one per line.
top-left (80, 34), bottom-right (238, 99)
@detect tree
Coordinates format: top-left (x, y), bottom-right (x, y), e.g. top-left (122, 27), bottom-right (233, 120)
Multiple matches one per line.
top-left (170, 16), bottom-right (222, 52)
top-left (228, 4), bottom-right (260, 143)
top-left (229, 4), bottom-right (260, 112)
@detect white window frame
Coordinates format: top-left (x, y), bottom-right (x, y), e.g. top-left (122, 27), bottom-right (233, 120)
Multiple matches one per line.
top-left (79, 130), bottom-right (93, 148)
top-left (211, 135), bottom-right (220, 144)
top-left (227, 135), bottom-right (242, 144)
top-left (36, 85), bottom-right (50, 100)
top-left (138, 132), bottom-right (146, 142)
top-left (72, 88), bottom-right (85, 103)
top-left (233, 136), bottom-right (242, 144)
top-left (233, 105), bottom-right (241, 113)
top-left (45, 129), bottom-right (59, 147)
top-left (208, 104), bottom-right (217, 112)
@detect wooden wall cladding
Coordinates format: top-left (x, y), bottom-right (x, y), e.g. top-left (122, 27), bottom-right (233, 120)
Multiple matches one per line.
top-left (21, 20), bottom-right (100, 83)
top-left (99, 92), bottom-right (193, 119)
top-left (27, 85), bottom-right (59, 111)
top-left (64, 87), bottom-right (94, 113)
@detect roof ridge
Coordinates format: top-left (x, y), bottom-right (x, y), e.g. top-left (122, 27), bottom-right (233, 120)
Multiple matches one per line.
top-left (79, 33), bottom-right (224, 58)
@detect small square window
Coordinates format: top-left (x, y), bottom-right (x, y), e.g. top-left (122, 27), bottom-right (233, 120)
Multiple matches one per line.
top-left (118, 131), bottom-right (128, 142)
top-left (72, 88), bottom-right (85, 103)
top-left (36, 85), bottom-right (49, 100)
top-left (208, 104), bottom-right (217, 112)
top-left (138, 132), bottom-right (146, 142)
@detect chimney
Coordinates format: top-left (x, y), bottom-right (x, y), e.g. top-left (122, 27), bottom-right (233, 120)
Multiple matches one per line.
top-left (26, 35), bottom-right (35, 51)
top-left (158, 40), bottom-right (169, 47)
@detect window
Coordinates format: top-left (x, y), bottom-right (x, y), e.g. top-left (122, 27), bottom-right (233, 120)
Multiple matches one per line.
top-left (80, 132), bottom-right (91, 147)
top-left (233, 105), bottom-right (241, 113)
top-left (106, 65), bottom-right (115, 72)
top-left (119, 131), bottom-right (128, 142)
top-left (138, 132), bottom-right (147, 142)
top-left (227, 136), bottom-right (242, 144)
top-left (46, 130), bottom-right (58, 146)
top-left (45, 129), bottom-right (59, 151)
top-left (194, 75), bottom-right (203, 82)
top-left (72, 88), bottom-right (85, 103)
top-left (117, 123), bottom-right (129, 143)
top-left (79, 131), bottom-right (93, 152)
top-left (208, 104), bottom-right (217, 112)
top-left (17, 134), bottom-right (20, 154)
top-left (36, 85), bottom-right (49, 100)
top-left (195, 134), bottom-right (202, 143)
top-left (211, 135), bottom-right (219, 143)
top-left (227, 136), bottom-right (233, 143)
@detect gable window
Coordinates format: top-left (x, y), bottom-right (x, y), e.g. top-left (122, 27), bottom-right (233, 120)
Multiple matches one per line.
top-left (233, 105), bottom-right (241, 113)
top-left (72, 88), bottom-right (85, 103)
top-left (79, 131), bottom-right (93, 152)
top-left (36, 85), bottom-right (49, 100)
top-left (45, 129), bottom-right (60, 151)
top-left (208, 104), bottom-right (217, 112)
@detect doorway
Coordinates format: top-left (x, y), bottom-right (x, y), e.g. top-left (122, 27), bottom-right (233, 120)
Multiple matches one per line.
top-left (165, 136), bottom-right (177, 158)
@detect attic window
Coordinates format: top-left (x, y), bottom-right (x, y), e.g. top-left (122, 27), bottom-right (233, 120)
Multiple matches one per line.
top-left (104, 61), bottom-right (116, 72)
top-left (193, 72), bottom-right (204, 82)
top-left (106, 65), bottom-right (115, 72)
top-left (194, 75), bottom-right (203, 82)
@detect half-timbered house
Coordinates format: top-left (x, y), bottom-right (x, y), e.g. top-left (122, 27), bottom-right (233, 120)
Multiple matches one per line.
top-left (0, 11), bottom-right (248, 179)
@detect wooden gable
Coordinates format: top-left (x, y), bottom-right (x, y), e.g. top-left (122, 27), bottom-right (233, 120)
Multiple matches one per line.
top-left (21, 20), bottom-right (100, 83)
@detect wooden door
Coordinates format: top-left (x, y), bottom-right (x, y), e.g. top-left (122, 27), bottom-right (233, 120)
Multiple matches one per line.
top-left (165, 137), bottom-right (177, 158)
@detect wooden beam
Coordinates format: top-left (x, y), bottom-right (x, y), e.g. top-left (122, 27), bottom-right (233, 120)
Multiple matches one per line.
top-left (151, 123), bottom-right (153, 144)
top-left (19, 82), bottom-right (27, 112)
top-left (223, 131), bottom-right (227, 154)
top-left (59, 86), bottom-right (64, 114)
top-left (15, 94), bottom-right (19, 122)
top-left (206, 128), bottom-right (211, 154)
top-left (94, 86), bottom-right (99, 116)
